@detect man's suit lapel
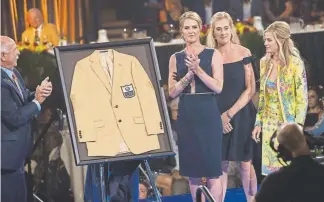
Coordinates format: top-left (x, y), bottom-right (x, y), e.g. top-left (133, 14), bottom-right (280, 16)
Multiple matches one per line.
top-left (1, 69), bottom-right (24, 103)
top-left (89, 50), bottom-right (112, 94)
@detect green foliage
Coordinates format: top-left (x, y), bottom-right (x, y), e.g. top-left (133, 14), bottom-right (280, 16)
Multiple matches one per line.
top-left (16, 50), bottom-right (58, 90)
top-left (239, 32), bottom-right (265, 61)
top-left (16, 50), bottom-right (64, 110)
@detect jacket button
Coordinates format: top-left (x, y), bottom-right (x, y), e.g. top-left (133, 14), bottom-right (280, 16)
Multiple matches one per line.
top-left (115, 105), bottom-right (118, 108)
top-left (118, 119), bottom-right (122, 122)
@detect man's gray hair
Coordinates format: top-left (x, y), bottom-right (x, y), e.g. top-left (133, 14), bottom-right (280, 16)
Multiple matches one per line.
top-left (1, 44), bottom-right (10, 54)
top-left (0, 36), bottom-right (15, 54)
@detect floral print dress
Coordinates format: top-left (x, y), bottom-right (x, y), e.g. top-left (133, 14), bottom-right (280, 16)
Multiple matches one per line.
top-left (255, 56), bottom-right (308, 176)
top-left (262, 80), bottom-right (284, 175)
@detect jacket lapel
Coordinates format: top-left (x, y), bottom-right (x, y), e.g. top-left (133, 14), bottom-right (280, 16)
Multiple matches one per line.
top-left (1, 69), bottom-right (24, 102)
top-left (111, 50), bottom-right (123, 95)
top-left (277, 65), bottom-right (288, 122)
top-left (264, 62), bottom-right (273, 84)
top-left (89, 50), bottom-right (112, 94)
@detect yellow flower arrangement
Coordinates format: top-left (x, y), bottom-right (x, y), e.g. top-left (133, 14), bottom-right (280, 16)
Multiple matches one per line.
top-left (200, 24), bottom-right (210, 45)
top-left (235, 20), bottom-right (257, 35)
top-left (17, 42), bottom-right (49, 53)
top-left (200, 24), bottom-right (210, 37)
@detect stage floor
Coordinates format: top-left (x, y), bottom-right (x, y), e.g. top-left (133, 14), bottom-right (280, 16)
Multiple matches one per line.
top-left (142, 188), bottom-right (247, 202)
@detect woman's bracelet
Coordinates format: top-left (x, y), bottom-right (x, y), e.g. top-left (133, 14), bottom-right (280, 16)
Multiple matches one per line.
top-left (226, 111), bottom-right (233, 120)
top-left (180, 77), bottom-right (191, 87)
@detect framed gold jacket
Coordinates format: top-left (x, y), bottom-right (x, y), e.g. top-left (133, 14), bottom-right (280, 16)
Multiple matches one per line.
top-left (54, 38), bottom-right (173, 165)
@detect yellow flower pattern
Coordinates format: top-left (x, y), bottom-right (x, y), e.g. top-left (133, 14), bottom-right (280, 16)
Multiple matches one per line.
top-left (255, 56), bottom-right (308, 175)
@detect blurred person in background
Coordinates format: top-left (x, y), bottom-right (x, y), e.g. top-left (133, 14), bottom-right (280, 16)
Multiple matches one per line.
top-left (305, 86), bottom-right (323, 126)
top-left (262, 0), bottom-right (312, 24)
top-left (183, 0), bottom-right (228, 24)
top-left (305, 86), bottom-right (324, 136)
top-left (160, 0), bottom-right (183, 33)
top-left (132, 0), bottom-right (163, 39)
top-left (22, 8), bottom-right (60, 47)
top-left (228, 0), bottom-right (264, 22)
top-left (139, 181), bottom-right (150, 200)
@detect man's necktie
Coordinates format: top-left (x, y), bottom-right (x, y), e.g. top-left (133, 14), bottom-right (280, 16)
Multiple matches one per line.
top-left (12, 73), bottom-right (24, 99)
top-left (34, 29), bottom-right (40, 44)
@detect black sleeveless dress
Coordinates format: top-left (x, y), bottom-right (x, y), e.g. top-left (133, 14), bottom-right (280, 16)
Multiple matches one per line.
top-left (175, 48), bottom-right (223, 178)
top-left (217, 57), bottom-right (256, 161)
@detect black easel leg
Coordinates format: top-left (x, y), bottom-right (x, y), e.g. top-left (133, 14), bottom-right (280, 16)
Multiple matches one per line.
top-left (26, 158), bottom-right (33, 202)
top-left (144, 159), bottom-right (162, 202)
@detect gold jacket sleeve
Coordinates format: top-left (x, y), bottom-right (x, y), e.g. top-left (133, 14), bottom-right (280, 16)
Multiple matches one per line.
top-left (131, 57), bottom-right (164, 135)
top-left (70, 61), bottom-right (96, 142)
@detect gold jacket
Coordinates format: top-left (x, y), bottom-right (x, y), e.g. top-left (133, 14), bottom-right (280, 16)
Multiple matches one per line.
top-left (70, 50), bottom-right (164, 156)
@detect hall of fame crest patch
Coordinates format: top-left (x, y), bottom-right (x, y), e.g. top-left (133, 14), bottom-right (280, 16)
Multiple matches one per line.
top-left (121, 84), bottom-right (135, 98)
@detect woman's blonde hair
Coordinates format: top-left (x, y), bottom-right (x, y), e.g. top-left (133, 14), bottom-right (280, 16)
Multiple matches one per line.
top-left (264, 21), bottom-right (301, 66)
top-left (179, 11), bottom-right (202, 32)
top-left (206, 12), bottom-right (240, 48)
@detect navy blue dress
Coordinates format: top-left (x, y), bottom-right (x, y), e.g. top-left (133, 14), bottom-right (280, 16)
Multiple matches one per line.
top-left (175, 48), bottom-right (223, 178)
top-left (217, 57), bottom-right (256, 161)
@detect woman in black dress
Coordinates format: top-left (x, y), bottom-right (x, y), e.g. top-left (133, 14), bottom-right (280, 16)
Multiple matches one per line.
top-left (206, 12), bottom-right (257, 202)
top-left (168, 11), bottom-right (224, 201)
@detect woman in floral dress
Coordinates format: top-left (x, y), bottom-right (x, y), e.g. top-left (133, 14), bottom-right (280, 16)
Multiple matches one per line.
top-left (252, 21), bottom-right (308, 175)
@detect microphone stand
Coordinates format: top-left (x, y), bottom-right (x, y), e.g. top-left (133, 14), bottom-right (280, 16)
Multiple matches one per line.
top-left (195, 185), bottom-right (216, 202)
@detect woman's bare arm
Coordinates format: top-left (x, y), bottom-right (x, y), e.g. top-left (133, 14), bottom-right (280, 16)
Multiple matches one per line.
top-left (168, 54), bottom-right (194, 98)
top-left (228, 50), bottom-right (256, 117)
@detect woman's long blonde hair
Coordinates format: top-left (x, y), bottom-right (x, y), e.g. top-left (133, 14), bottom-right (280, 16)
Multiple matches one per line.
top-left (206, 12), bottom-right (240, 48)
top-left (264, 21), bottom-right (301, 67)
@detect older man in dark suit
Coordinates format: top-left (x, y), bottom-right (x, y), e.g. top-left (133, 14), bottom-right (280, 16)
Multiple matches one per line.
top-left (1, 36), bottom-right (53, 202)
